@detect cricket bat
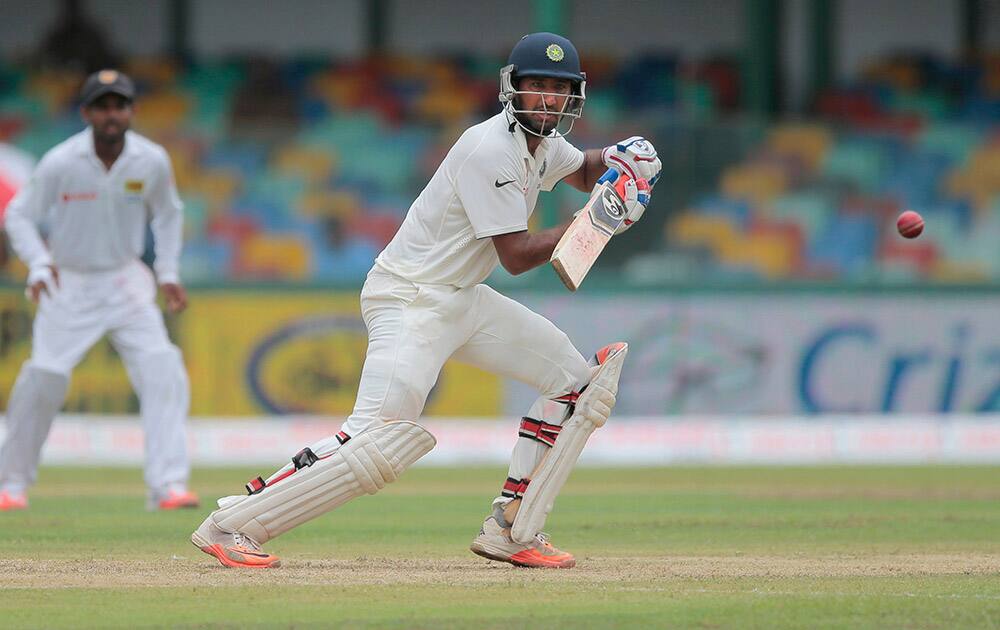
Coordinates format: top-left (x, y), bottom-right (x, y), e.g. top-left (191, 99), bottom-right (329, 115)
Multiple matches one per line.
top-left (550, 169), bottom-right (628, 291)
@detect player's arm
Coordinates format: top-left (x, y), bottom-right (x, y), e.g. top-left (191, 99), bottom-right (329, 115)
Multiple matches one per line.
top-left (4, 158), bottom-right (59, 300)
top-left (147, 148), bottom-right (187, 312)
top-left (494, 136), bottom-right (661, 275)
top-left (559, 136), bottom-right (663, 194)
top-left (456, 144), bottom-right (562, 275)
top-left (492, 222), bottom-right (573, 275)
top-left (559, 149), bottom-right (605, 192)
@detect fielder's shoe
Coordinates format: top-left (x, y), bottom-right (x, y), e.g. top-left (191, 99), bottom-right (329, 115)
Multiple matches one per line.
top-left (149, 489), bottom-right (200, 511)
top-left (0, 490), bottom-right (28, 511)
top-left (191, 517), bottom-right (281, 568)
top-left (470, 515), bottom-right (576, 568)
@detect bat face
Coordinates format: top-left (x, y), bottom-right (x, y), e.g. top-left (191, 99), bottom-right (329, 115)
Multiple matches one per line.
top-left (549, 173), bottom-right (628, 291)
top-left (589, 184), bottom-right (627, 236)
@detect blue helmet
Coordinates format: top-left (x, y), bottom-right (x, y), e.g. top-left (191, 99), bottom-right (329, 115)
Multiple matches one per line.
top-left (500, 32), bottom-right (587, 137)
top-left (506, 32), bottom-right (584, 83)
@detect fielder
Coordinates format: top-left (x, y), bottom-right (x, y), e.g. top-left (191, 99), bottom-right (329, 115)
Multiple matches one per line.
top-left (192, 32), bottom-right (661, 568)
top-left (0, 70), bottom-right (198, 512)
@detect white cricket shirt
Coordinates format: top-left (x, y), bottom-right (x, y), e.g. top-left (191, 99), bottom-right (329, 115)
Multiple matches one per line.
top-left (375, 111), bottom-right (584, 287)
top-left (4, 128), bottom-right (184, 283)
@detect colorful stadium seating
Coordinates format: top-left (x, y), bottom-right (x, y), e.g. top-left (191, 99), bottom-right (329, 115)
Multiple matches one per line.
top-left (1, 52), bottom-right (998, 285)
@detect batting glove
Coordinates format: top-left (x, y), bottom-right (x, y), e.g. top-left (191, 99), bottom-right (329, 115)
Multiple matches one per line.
top-left (602, 136), bottom-right (661, 189)
top-left (597, 170), bottom-right (651, 235)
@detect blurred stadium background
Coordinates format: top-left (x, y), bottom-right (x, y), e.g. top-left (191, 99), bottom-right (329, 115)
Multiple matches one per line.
top-left (2, 0), bottom-right (1000, 466)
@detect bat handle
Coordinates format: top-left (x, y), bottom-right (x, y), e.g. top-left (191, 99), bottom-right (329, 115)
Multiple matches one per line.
top-left (597, 168), bottom-right (619, 185)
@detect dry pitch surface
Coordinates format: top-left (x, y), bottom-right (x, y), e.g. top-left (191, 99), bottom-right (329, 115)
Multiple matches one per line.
top-left (4, 554), bottom-right (1000, 589)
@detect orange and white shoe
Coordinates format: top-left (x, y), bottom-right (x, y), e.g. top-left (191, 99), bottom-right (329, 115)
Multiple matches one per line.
top-left (0, 490), bottom-right (28, 511)
top-left (150, 489), bottom-right (200, 511)
top-left (191, 517), bottom-right (281, 569)
top-left (470, 515), bottom-right (576, 568)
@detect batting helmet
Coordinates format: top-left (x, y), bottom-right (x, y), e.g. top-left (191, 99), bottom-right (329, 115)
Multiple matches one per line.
top-left (500, 32), bottom-right (587, 137)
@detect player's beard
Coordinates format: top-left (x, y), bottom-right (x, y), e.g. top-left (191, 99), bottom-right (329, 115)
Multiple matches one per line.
top-left (94, 123), bottom-right (127, 145)
top-left (513, 109), bottom-right (560, 137)
top-left (92, 115), bottom-right (129, 146)
top-left (511, 92), bottom-right (581, 137)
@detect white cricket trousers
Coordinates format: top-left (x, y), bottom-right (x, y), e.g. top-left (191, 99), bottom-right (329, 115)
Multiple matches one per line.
top-left (0, 259), bottom-right (190, 496)
top-left (340, 267), bottom-right (591, 436)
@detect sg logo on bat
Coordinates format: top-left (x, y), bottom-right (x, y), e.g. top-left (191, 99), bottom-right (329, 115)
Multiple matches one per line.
top-left (602, 187), bottom-right (625, 219)
top-left (587, 185), bottom-right (627, 236)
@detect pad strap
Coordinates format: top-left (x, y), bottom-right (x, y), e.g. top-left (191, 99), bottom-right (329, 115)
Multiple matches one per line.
top-left (502, 476), bottom-right (531, 499)
top-left (518, 417), bottom-right (562, 447)
top-left (246, 476), bottom-right (266, 495)
top-left (244, 436), bottom-right (351, 496)
top-left (552, 392), bottom-right (580, 405)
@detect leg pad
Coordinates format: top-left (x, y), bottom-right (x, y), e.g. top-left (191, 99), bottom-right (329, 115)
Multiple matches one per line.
top-left (510, 343), bottom-right (627, 544)
top-left (212, 421), bottom-right (435, 544)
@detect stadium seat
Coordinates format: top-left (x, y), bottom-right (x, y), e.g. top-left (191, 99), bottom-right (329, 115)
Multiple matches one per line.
top-left (4, 50), bottom-right (1000, 285)
top-left (232, 233), bottom-right (311, 280)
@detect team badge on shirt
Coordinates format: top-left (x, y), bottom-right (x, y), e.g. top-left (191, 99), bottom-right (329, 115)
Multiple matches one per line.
top-left (124, 180), bottom-right (144, 193)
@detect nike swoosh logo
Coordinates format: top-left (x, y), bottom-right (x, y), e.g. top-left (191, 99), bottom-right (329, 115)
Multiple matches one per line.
top-left (495, 179), bottom-right (516, 188)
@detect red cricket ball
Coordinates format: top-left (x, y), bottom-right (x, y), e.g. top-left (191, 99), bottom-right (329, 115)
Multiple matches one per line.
top-left (896, 210), bottom-right (924, 239)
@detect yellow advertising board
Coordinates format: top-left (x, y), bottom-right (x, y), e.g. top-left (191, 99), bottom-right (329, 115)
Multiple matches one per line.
top-left (0, 291), bottom-right (137, 413)
top-left (0, 288), bottom-right (501, 416)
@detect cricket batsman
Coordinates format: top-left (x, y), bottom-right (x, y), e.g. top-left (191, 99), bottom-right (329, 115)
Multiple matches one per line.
top-left (0, 70), bottom-right (198, 512)
top-left (192, 32), bottom-right (661, 568)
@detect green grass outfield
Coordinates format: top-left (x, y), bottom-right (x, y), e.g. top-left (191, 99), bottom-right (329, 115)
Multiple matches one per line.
top-left (2, 466), bottom-right (1000, 629)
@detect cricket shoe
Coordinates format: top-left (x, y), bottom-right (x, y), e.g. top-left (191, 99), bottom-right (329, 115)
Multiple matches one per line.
top-left (148, 489), bottom-right (200, 511)
top-left (0, 490), bottom-right (28, 511)
top-left (470, 516), bottom-right (576, 568)
top-left (191, 517), bottom-right (281, 568)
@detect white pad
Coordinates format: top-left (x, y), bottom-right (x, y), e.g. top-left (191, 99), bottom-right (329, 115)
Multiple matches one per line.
top-left (0, 364), bottom-right (69, 492)
top-left (212, 421), bottom-right (435, 544)
top-left (511, 344), bottom-right (627, 544)
top-left (496, 396), bottom-right (573, 505)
